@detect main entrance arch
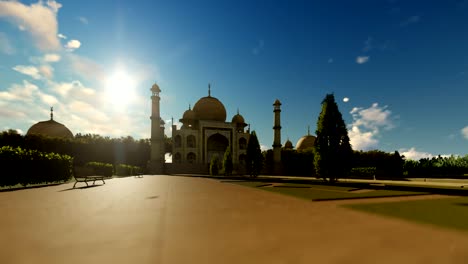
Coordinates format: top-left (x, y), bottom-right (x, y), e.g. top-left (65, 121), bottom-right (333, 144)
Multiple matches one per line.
top-left (207, 133), bottom-right (229, 163)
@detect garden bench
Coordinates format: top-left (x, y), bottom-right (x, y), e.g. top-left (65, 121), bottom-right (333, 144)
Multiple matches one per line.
top-left (73, 175), bottom-right (107, 188)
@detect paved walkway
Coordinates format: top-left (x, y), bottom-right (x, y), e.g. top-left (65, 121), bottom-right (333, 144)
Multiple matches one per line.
top-left (1, 176), bottom-right (468, 264)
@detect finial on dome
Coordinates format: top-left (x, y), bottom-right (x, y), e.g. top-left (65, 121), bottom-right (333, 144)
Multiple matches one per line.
top-left (208, 83), bottom-right (211, 97)
top-left (189, 104), bottom-right (191, 110)
top-left (307, 125), bottom-right (310, 135)
top-left (50, 107), bottom-right (53, 120)
top-left (237, 108), bottom-right (239, 115)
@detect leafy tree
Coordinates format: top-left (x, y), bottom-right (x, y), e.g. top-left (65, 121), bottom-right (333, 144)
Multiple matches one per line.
top-left (246, 130), bottom-right (263, 177)
top-left (210, 155), bottom-right (220, 176)
top-left (223, 146), bottom-right (233, 176)
top-left (314, 94), bottom-right (353, 182)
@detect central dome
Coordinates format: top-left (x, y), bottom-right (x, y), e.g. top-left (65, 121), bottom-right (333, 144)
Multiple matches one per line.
top-left (192, 96), bottom-right (226, 122)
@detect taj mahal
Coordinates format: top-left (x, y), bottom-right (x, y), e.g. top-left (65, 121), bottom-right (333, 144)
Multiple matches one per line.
top-left (147, 83), bottom-right (316, 175)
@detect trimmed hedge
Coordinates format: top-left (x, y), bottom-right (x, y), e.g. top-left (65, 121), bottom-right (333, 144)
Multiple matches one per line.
top-left (0, 146), bottom-right (73, 187)
top-left (85, 162), bottom-right (113, 177)
top-left (350, 167), bottom-right (377, 179)
top-left (115, 164), bottom-right (142, 176)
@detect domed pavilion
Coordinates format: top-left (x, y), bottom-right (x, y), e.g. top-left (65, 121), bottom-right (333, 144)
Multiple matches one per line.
top-left (171, 84), bottom-right (250, 166)
top-left (26, 107), bottom-right (73, 139)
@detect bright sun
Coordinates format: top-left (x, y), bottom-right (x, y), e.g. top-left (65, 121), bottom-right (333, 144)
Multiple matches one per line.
top-left (105, 71), bottom-right (136, 105)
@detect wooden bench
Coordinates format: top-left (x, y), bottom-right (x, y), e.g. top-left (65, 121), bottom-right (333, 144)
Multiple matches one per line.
top-left (73, 175), bottom-right (107, 188)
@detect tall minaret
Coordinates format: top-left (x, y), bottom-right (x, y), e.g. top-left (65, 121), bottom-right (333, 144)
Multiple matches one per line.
top-left (149, 83), bottom-right (164, 174)
top-left (273, 99), bottom-right (282, 172)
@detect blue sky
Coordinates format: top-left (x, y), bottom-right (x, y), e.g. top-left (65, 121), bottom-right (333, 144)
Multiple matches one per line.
top-left (1, 0), bottom-right (467, 160)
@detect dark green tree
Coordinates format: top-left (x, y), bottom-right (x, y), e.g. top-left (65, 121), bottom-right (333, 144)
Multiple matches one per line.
top-left (210, 155), bottom-right (220, 176)
top-left (314, 94), bottom-right (353, 182)
top-left (246, 130), bottom-right (263, 177)
top-left (223, 146), bottom-right (233, 176)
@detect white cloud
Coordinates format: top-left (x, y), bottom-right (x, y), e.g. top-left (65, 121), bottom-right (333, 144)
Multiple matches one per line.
top-left (0, 32), bottom-right (15, 55)
top-left (65, 39), bottom-right (81, 51)
top-left (343, 97), bottom-right (349, 103)
top-left (12, 65), bottom-right (42, 79)
top-left (348, 103), bottom-right (394, 150)
top-left (0, 80), bottom-right (39, 101)
top-left (356, 56), bottom-right (369, 64)
top-left (400, 15), bottom-right (421, 27)
top-left (462, 126), bottom-right (468, 139)
top-left (43, 53), bottom-right (61, 63)
top-left (260, 144), bottom-right (269, 151)
top-left (77, 16), bottom-right (89, 25)
top-left (58, 33), bottom-right (67, 39)
top-left (0, 0), bottom-right (61, 51)
top-left (399, 147), bottom-right (433, 161)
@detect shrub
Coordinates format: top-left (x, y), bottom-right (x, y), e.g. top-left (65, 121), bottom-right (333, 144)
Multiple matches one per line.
top-left (210, 156), bottom-right (220, 176)
top-left (0, 146), bottom-right (73, 187)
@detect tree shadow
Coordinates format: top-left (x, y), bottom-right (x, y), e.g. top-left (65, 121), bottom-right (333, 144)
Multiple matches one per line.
top-left (454, 203), bottom-right (468, 207)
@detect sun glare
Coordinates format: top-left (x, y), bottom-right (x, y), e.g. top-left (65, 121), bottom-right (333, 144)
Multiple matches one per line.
top-left (105, 70), bottom-right (136, 106)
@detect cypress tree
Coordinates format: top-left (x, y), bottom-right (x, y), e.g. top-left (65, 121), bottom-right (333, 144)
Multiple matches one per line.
top-left (223, 146), bottom-right (233, 176)
top-left (314, 94), bottom-right (353, 182)
top-left (246, 131), bottom-right (263, 177)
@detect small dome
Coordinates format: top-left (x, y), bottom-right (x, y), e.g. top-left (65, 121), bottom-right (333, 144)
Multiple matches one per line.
top-left (183, 107), bottom-right (196, 120)
top-left (231, 113), bottom-right (245, 124)
top-left (27, 119), bottom-right (73, 139)
top-left (193, 96), bottom-right (226, 122)
top-left (284, 139), bottom-right (293, 149)
top-left (296, 135), bottom-right (316, 151)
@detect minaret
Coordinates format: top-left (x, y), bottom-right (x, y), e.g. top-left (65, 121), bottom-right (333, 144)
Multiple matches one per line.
top-left (149, 83), bottom-right (164, 174)
top-left (273, 99), bottom-right (282, 173)
top-left (50, 107), bottom-right (54, 120)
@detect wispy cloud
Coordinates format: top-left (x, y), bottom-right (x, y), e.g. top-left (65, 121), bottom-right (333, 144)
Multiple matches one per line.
top-left (328, 58), bottom-right (334, 63)
top-left (462, 126), bottom-right (468, 139)
top-left (12, 65), bottom-right (42, 80)
top-left (65, 39), bottom-right (81, 51)
top-left (0, 32), bottom-right (15, 55)
top-left (77, 16), bottom-right (89, 25)
top-left (0, 0), bottom-right (62, 51)
top-left (65, 54), bottom-right (105, 82)
top-left (356, 56), bottom-right (369, 64)
top-left (400, 15), bottom-right (421, 27)
top-left (348, 103), bottom-right (394, 150)
top-left (58, 33), bottom-right (67, 39)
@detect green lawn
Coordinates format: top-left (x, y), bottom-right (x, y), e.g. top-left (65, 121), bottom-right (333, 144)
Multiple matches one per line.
top-left (231, 181), bottom-right (427, 201)
top-left (345, 197), bottom-right (468, 232)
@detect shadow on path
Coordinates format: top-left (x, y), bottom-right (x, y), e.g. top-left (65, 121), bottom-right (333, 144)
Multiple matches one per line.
top-left (58, 185), bottom-right (103, 192)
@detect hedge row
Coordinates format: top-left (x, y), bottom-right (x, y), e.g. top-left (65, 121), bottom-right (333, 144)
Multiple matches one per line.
top-left (115, 164), bottom-right (142, 176)
top-left (350, 167), bottom-right (377, 179)
top-left (0, 146), bottom-right (73, 187)
top-left (85, 162), bottom-right (113, 177)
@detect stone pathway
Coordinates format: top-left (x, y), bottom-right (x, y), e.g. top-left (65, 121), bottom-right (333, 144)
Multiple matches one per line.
top-left (1, 176), bottom-right (467, 264)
